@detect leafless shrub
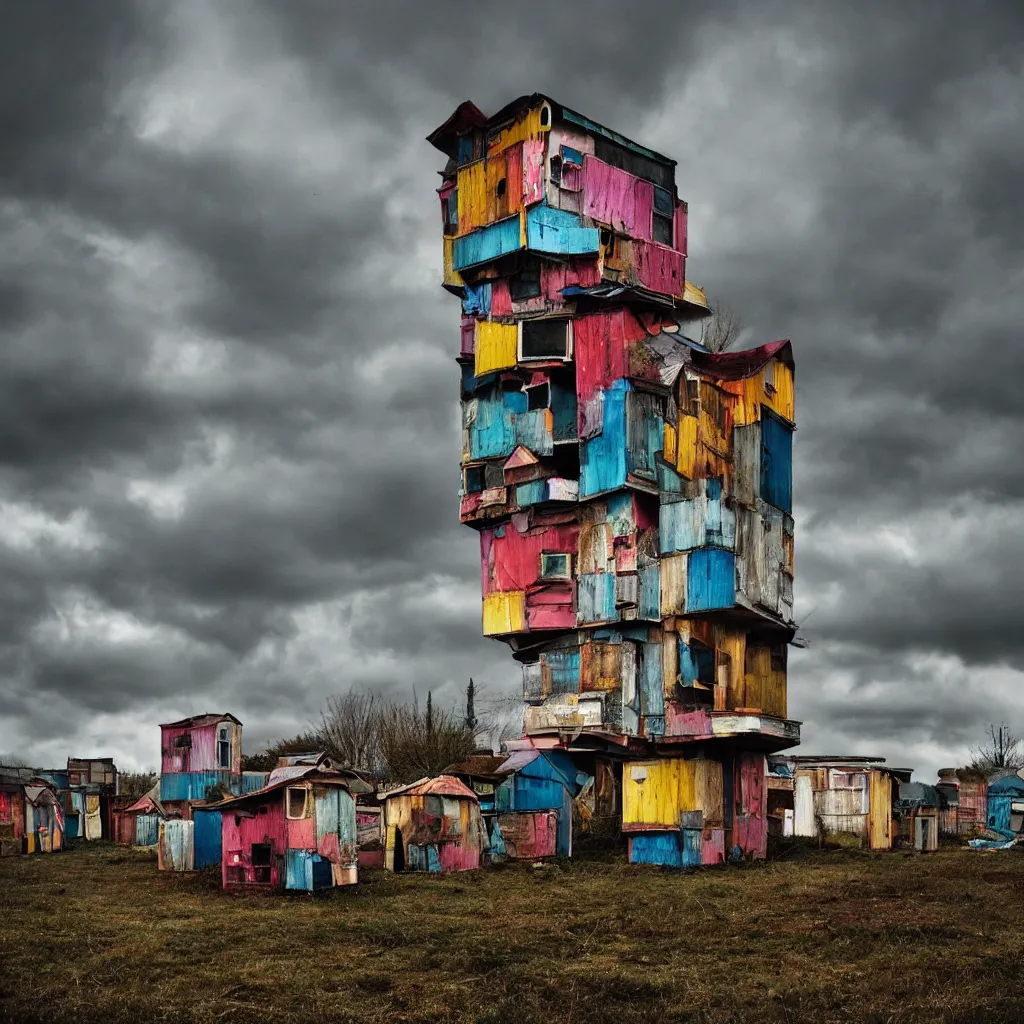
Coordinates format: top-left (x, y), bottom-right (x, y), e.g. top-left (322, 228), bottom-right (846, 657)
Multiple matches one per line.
top-left (700, 299), bottom-right (743, 353)
top-left (970, 723), bottom-right (1024, 777)
top-left (320, 690), bottom-right (382, 774)
top-left (377, 700), bottom-right (476, 784)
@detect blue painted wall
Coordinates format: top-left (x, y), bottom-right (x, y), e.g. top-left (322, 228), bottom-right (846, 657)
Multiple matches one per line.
top-left (136, 814), bottom-right (160, 847)
top-left (686, 548), bottom-right (736, 612)
top-left (546, 650), bottom-right (581, 694)
top-left (526, 203), bottom-right (600, 255)
top-left (462, 281), bottom-right (491, 316)
top-left (629, 829), bottom-right (701, 868)
top-left (760, 412), bottom-right (793, 512)
top-left (660, 479), bottom-right (737, 554)
top-left (580, 381), bottom-right (629, 498)
top-left (577, 572), bottom-right (617, 624)
top-left (453, 215), bottom-right (522, 270)
top-left (641, 641), bottom-right (664, 716)
top-left (160, 771), bottom-right (240, 803)
top-left (639, 563), bottom-right (660, 621)
top-left (193, 808), bottom-right (222, 869)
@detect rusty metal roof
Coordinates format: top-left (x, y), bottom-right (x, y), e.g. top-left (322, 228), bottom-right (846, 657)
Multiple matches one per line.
top-left (443, 755), bottom-right (513, 778)
top-left (381, 775), bottom-right (480, 802)
top-left (159, 713), bottom-right (242, 730)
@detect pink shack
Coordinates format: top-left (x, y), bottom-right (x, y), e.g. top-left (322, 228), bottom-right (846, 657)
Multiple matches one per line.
top-left (218, 765), bottom-right (364, 892)
top-left (159, 713), bottom-right (242, 818)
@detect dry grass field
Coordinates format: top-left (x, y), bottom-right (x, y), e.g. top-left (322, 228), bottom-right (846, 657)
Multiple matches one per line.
top-left (2, 840), bottom-right (1023, 1024)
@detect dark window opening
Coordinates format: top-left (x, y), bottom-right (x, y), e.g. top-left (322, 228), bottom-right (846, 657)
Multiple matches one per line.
top-left (526, 382), bottom-right (550, 411)
top-left (500, 377), bottom-right (524, 392)
top-left (770, 645), bottom-right (787, 672)
top-left (218, 728), bottom-right (230, 769)
top-left (540, 105), bottom-right (550, 128)
top-left (521, 319), bottom-right (570, 360)
top-left (549, 155), bottom-right (562, 187)
top-left (600, 228), bottom-right (612, 248)
top-left (443, 190), bottom-right (458, 236)
top-left (653, 212), bottom-right (673, 246)
top-left (464, 465), bottom-right (485, 493)
top-left (510, 258), bottom-right (542, 301)
top-left (551, 443), bottom-right (580, 481)
top-left (682, 377), bottom-right (699, 416)
top-left (251, 843), bottom-right (272, 884)
top-left (173, 734), bottom-right (192, 749)
top-left (495, 177), bottom-right (507, 198)
top-left (483, 462), bottom-right (505, 490)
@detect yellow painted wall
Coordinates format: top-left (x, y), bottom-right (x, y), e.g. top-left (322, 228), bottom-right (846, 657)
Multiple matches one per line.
top-left (622, 758), bottom-right (724, 828)
top-left (742, 645), bottom-right (787, 719)
top-left (486, 104), bottom-right (546, 156)
top-left (483, 590), bottom-right (526, 635)
top-left (474, 321), bottom-right (518, 375)
top-left (659, 553), bottom-right (687, 616)
top-left (729, 359), bottom-right (795, 427)
top-left (442, 237), bottom-right (463, 288)
top-left (868, 771), bottom-right (892, 851)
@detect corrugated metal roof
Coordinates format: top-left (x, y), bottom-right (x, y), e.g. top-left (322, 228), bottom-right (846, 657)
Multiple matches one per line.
top-left (689, 340), bottom-right (793, 381)
top-left (444, 754), bottom-right (514, 778)
top-left (381, 775), bottom-right (480, 802)
top-left (159, 713), bottom-right (242, 730)
top-left (988, 774), bottom-right (1024, 796)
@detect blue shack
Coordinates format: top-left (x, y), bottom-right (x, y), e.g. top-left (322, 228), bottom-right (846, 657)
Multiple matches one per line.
top-left (986, 774), bottom-right (1024, 833)
top-left (446, 748), bottom-right (591, 859)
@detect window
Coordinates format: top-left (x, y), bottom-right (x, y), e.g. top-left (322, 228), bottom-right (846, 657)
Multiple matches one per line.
top-left (520, 319), bottom-right (572, 361)
top-left (463, 465), bottom-right (485, 493)
top-left (173, 734), bottom-right (192, 749)
top-left (495, 177), bottom-right (507, 198)
top-left (764, 361), bottom-right (776, 396)
top-left (286, 787), bottom-right (308, 819)
top-left (525, 382), bottom-right (550, 411)
top-left (770, 645), bottom-right (787, 672)
top-left (218, 728), bottom-right (231, 769)
top-left (540, 553), bottom-right (570, 580)
top-left (539, 104), bottom-right (551, 128)
top-left (509, 258), bottom-right (542, 301)
top-left (251, 843), bottom-right (272, 884)
top-left (549, 154), bottom-right (562, 187)
top-left (653, 186), bottom-right (673, 246)
top-left (443, 189), bottom-right (458, 236)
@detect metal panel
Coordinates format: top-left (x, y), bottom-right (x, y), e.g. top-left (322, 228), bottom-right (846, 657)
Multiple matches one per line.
top-left (525, 202), bottom-right (600, 255)
top-left (579, 382), bottom-right (629, 498)
top-left (686, 548), bottom-right (736, 612)
top-left (453, 215), bottom-right (523, 270)
top-left (136, 813), bottom-right (160, 848)
top-left (192, 809), bottom-right (221, 868)
top-left (576, 573), bottom-right (617, 625)
top-left (760, 410), bottom-right (793, 512)
top-left (159, 820), bottom-right (195, 872)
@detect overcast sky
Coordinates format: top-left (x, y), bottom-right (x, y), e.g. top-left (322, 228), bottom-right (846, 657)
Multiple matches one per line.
top-left (2, 1), bottom-right (1023, 779)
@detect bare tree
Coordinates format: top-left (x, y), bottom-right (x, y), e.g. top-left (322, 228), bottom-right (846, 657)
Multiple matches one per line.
top-left (119, 771), bottom-right (158, 799)
top-left (377, 700), bottom-right (476, 784)
top-left (970, 723), bottom-right (1024, 777)
top-left (320, 690), bottom-right (382, 774)
top-left (700, 298), bottom-right (743, 353)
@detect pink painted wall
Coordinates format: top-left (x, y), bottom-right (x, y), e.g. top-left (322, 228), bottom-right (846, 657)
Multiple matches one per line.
top-left (526, 583), bottom-right (576, 630)
top-left (481, 522), bottom-right (580, 594)
top-left (664, 706), bottom-right (713, 738)
top-left (701, 827), bottom-right (725, 865)
top-left (222, 799), bottom-right (287, 888)
top-left (522, 136), bottom-right (545, 206)
top-left (460, 316), bottom-right (475, 357)
top-left (633, 241), bottom-right (686, 299)
top-left (161, 720), bottom-right (240, 775)
top-left (287, 816), bottom-right (316, 850)
top-left (583, 156), bottom-right (654, 240)
top-left (673, 202), bottom-right (688, 256)
top-left (733, 753), bottom-right (768, 860)
top-left (437, 842), bottom-right (481, 872)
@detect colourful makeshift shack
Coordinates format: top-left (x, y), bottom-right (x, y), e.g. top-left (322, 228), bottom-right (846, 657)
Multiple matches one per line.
top-left (113, 784), bottom-right (165, 847)
top-left (67, 757), bottom-right (118, 840)
top-left (986, 774), bottom-right (1024, 833)
top-left (446, 748), bottom-right (591, 859)
top-left (935, 768), bottom-right (989, 835)
top-left (896, 783), bottom-right (943, 852)
top-left (159, 713), bottom-right (242, 818)
top-left (0, 768), bottom-right (64, 856)
top-left (218, 766), bottom-right (362, 891)
top-left (766, 757), bottom-right (795, 837)
top-left (790, 756), bottom-right (907, 850)
top-left (383, 776), bottom-right (486, 873)
top-left (621, 756), bottom-right (736, 867)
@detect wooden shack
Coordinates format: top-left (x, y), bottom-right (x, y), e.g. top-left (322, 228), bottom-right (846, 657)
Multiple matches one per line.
top-left (790, 756), bottom-right (907, 851)
top-left (218, 767), bottom-right (361, 891)
top-left (383, 776), bottom-right (486, 872)
top-left (0, 769), bottom-right (65, 856)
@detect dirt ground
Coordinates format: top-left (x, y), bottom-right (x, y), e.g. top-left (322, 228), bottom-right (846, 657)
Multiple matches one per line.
top-left (2, 840), bottom-right (1022, 1024)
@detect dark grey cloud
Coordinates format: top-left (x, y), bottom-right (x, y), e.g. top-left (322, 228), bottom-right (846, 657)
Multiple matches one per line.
top-left (1, 0), bottom-right (1023, 778)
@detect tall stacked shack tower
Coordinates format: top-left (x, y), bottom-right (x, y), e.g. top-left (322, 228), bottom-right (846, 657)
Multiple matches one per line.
top-left (429, 95), bottom-right (799, 863)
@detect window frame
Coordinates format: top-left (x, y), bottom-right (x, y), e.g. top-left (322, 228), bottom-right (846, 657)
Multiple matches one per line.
top-left (539, 552), bottom-right (571, 581)
top-left (285, 786), bottom-right (309, 820)
top-left (518, 318), bottom-right (573, 363)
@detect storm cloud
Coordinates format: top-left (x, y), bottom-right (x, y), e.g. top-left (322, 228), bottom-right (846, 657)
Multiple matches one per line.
top-left (2, 0), bottom-right (1023, 779)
